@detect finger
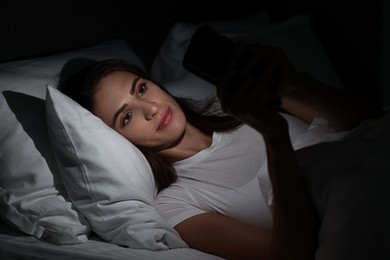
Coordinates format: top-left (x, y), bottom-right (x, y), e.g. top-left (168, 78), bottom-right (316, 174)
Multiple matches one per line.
top-left (225, 76), bottom-right (271, 118)
top-left (238, 76), bottom-right (282, 118)
top-left (216, 70), bottom-right (241, 112)
top-left (228, 77), bottom-right (260, 115)
top-left (227, 41), bottom-right (264, 70)
top-left (241, 45), bottom-right (277, 76)
top-left (218, 71), bottom-right (274, 109)
top-left (229, 44), bottom-right (285, 93)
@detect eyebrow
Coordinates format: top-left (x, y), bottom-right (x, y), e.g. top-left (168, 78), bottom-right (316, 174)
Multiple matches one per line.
top-left (130, 76), bottom-right (140, 95)
top-left (112, 76), bottom-right (140, 126)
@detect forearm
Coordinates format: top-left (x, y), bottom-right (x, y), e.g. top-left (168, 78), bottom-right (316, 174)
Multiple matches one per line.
top-left (280, 72), bottom-right (384, 131)
top-left (263, 132), bottom-right (318, 260)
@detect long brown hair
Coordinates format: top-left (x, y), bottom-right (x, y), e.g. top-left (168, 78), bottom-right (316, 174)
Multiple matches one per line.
top-left (59, 59), bottom-right (241, 192)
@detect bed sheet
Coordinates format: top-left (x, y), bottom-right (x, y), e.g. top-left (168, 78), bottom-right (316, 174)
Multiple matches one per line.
top-left (0, 220), bottom-right (221, 260)
top-left (296, 112), bottom-right (390, 260)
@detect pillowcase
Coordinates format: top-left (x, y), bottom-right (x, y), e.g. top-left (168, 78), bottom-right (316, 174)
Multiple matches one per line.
top-left (162, 72), bottom-right (217, 110)
top-left (45, 86), bottom-right (187, 250)
top-left (152, 13), bottom-right (344, 107)
top-left (0, 39), bottom-right (143, 244)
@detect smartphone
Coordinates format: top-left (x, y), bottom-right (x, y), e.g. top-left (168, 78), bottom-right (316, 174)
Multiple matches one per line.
top-left (183, 25), bottom-right (235, 85)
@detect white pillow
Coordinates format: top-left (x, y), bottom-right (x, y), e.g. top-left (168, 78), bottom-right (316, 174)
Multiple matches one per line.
top-left (162, 73), bottom-right (217, 109)
top-left (45, 86), bottom-right (187, 250)
top-left (152, 13), bottom-right (343, 105)
top-left (0, 39), bottom-right (143, 244)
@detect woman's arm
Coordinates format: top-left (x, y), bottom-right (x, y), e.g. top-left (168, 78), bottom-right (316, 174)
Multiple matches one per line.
top-left (213, 43), bottom-right (320, 259)
top-left (175, 212), bottom-right (273, 259)
top-left (262, 123), bottom-right (318, 260)
top-left (280, 71), bottom-right (385, 131)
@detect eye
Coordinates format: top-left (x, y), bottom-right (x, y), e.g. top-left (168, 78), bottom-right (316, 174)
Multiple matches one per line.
top-left (137, 83), bottom-right (147, 97)
top-left (123, 112), bottom-right (132, 125)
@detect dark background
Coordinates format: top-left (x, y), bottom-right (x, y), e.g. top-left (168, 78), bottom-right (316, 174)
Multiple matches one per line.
top-left (1, 0), bottom-right (388, 106)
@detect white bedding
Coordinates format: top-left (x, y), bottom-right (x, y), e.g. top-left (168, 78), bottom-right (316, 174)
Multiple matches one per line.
top-left (0, 220), bottom-right (221, 260)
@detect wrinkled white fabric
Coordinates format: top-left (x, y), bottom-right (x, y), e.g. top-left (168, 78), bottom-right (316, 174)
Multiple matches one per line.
top-left (46, 86), bottom-right (187, 250)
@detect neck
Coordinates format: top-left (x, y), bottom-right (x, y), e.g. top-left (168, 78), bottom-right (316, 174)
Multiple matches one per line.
top-left (158, 123), bottom-right (212, 163)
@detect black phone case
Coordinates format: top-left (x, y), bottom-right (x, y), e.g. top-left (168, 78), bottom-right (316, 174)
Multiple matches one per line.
top-left (183, 25), bottom-right (235, 85)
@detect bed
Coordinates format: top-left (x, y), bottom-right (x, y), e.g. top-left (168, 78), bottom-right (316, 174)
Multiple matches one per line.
top-left (1, 1), bottom-right (389, 259)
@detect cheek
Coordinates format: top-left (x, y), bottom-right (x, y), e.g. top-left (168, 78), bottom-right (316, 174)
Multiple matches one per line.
top-left (127, 115), bottom-right (186, 149)
top-left (118, 124), bottom-right (147, 145)
top-left (170, 111), bottom-right (187, 132)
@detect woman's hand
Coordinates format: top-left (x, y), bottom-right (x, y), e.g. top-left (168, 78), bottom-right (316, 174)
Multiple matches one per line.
top-left (216, 42), bottom-right (295, 138)
top-left (226, 42), bottom-right (302, 95)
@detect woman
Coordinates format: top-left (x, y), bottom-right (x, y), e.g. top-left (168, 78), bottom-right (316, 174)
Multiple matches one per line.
top-left (60, 42), bottom-right (383, 259)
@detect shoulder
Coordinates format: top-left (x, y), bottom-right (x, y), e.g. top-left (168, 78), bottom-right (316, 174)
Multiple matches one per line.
top-left (155, 181), bottom-right (206, 227)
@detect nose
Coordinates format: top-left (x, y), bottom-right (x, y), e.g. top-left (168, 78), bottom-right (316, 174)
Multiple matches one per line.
top-left (140, 100), bottom-right (158, 120)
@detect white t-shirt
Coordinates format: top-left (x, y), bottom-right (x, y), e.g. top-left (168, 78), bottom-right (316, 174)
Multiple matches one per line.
top-left (154, 113), bottom-right (348, 230)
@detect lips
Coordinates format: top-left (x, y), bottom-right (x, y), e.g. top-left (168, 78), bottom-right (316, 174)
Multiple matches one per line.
top-left (157, 106), bottom-right (172, 131)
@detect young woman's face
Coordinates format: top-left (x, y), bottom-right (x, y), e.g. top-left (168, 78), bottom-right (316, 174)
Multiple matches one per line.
top-left (92, 71), bottom-right (187, 151)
